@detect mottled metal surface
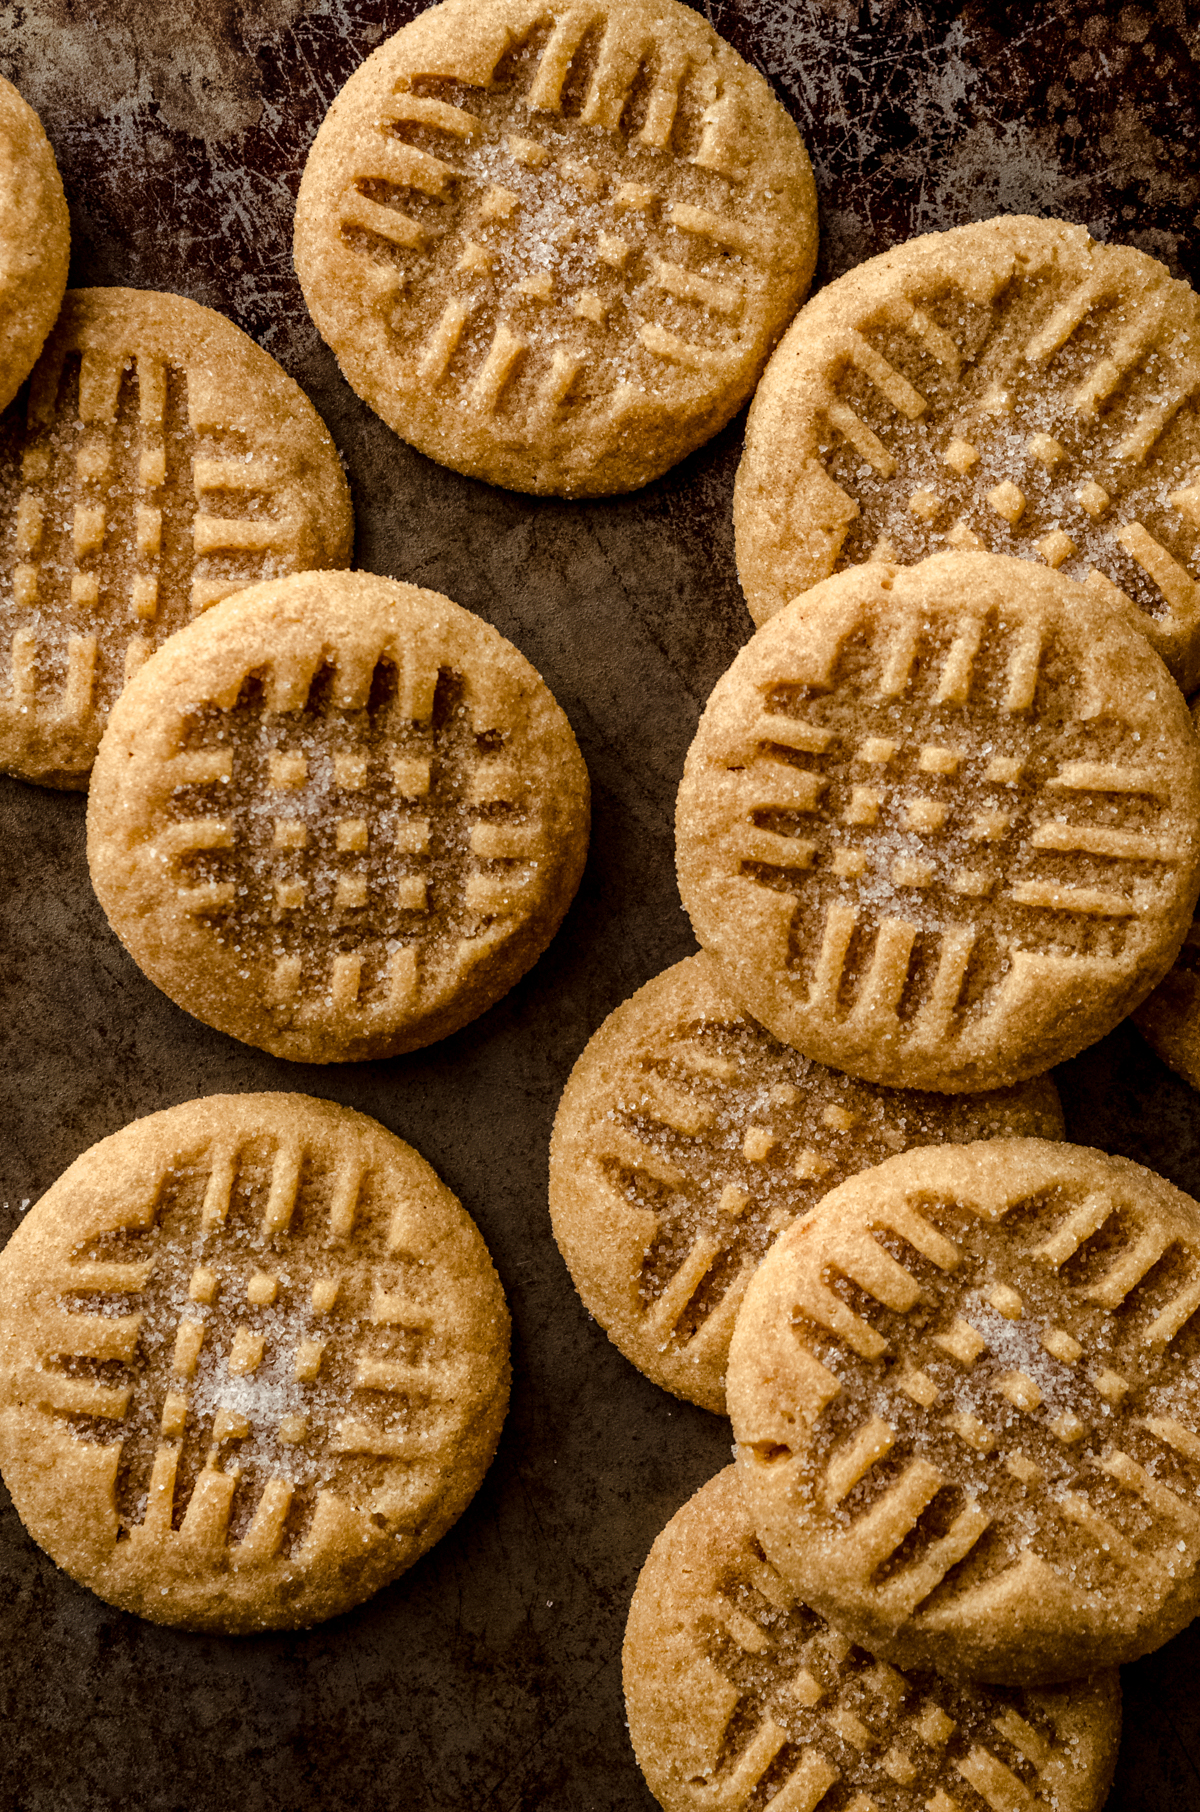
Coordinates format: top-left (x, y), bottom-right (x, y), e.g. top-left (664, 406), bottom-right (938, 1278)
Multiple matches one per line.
top-left (0, 2), bottom-right (1198, 1806)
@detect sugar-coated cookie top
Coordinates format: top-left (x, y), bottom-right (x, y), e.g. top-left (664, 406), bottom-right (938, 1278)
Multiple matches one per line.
top-left (624, 1467), bottom-right (1121, 1812)
top-left (0, 1093), bottom-right (510, 1632)
top-left (0, 289), bottom-right (353, 788)
top-left (676, 552), bottom-right (1200, 1092)
top-left (727, 1138), bottom-right (1200, 1682)
top-left (735, 215), bottom-right (1200, 690)
top-left (294, 0), bottom-right (817, 495)
top-left (87, 569), bottom-right (590, 1062)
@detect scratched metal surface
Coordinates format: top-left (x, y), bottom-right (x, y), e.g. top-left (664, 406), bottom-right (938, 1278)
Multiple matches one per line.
top-left (0, 2), bottom-right (1198, 1807)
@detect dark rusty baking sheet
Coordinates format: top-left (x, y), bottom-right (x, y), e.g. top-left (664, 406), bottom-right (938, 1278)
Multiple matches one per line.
top-left (2, 3), bottom-right (1199, 1806)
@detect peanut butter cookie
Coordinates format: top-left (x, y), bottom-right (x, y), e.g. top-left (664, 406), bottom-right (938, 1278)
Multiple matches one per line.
top-left (87, 570), bottom-right (590, 1061)
top-left (676, 553), bottom-right (1200, 1092)
top-left (735, 216), bottom-right (1200, 691)
top-left (294, 0), bottom-right (817, 495)
top-left (728, 1139), bottom-right (1200, 1682)
top-left (550, 953), bottom-right (1062, 1412)
top-left (625, 1466), bottom-right (1121, 1812)
top-left (0, 1094), bottom-right (510, 1632)
top-left (0, 289), bottom-right (353, 787)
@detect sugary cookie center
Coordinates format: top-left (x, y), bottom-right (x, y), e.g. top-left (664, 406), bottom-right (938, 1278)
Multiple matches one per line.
top-left (330, 15), bottom-right (780, 434)
top-left (40, 1136), bottom-right (455, 1557)
top-left (754, 1177), bottom-right (1200, 1620)
top-left (704, 603), bottom-right (1182, 1041)
top-left (163, 659), bottom-right (543, 1019)
top-left (809, 268), bottom-right (1200, 637)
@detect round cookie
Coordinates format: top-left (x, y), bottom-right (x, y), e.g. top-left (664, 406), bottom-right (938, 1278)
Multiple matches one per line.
top-left (1135, 695), bottom-right (1200, 1089)
top-left (675, 552), bottom-right (1200, 1092)
top-left (0, 1093), bottom-right (510, 1633)
top-left (294, 0), bottom-right (817, 497)
top-left (87, 569), bottom-right (590, 1062)
top-left (0, 288), bottom-right (354, 788)
top-left (549, 953), bottom-right (1062, 1413)
top-left (0, 76), bottom-right (69, 414)
top-left (734, 215), bottom-right (1200, 692)
top-left (727, 1138), bottom-right (1200, 1684)
top-left (624, 1467), bottom-right (1121, 1812)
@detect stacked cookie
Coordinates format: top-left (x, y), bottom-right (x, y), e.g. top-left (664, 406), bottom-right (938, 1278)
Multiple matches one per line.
top-left (726, 1141), bottom-right (1200, 1685)
top-left (621, 1134), bottom-right (1200, 1809)
top-left (550, 951), bottom-right (1064, 1415)
top-left (547, 214), bottom-right (1200, 1808)
top-left (625, 1466), bottom-right (1124, 1812)
top-left (676, 552), bottom-right (1200, 1092)
top-left (585, 549), bottom-right (1200, 1807)
top-left (553, 547), bottom-right (1200, 1388)
top-left (733, 216), bottom-right (1200, 691)
top-left (726, 209), bottom-right (1200, 1111)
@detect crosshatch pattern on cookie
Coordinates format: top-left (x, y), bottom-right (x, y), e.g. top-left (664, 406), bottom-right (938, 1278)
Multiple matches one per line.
top-left (19, 1130), bottom-right (485, 1560)
top-left (729, 1144), bottom-right (1200, 1674)
top-left (0, 318), bottom-right (348, 782)
top-left (737, 223), bottom-right (1200, 685)
top-left (160, 644), bottom-right (548, 1022)
top-left (677, 565), bottom-right (1200, 1088)
top-left (624, 1469), bottom-right (1119, 1812)
top-left (556, 958), bottom-right (1061, 1411)
top-left (297, 0), bottom-right (814, 489)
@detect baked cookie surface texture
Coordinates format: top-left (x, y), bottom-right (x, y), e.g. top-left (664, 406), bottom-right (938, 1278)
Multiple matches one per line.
top-left (727, 1138), bottom-right (1200, 1683)
top-left (675, 552), bottom-right (1200, 1092)
top-left (734, 215), bottom-right (1200, 692)
top-left (294, 0), bottom-right (817, 496)
top-left (623, 1467), bottom-right (1121, 1812)
top-left (0, 1094), bottom-right (511, 1632)
top-left (87, 569), bottom-right (590, 1062)
top-left (0, 289), bottom-right (354, 789)
top-left (549, 953), bottom-right (1062, 1413)
top-left (0, 76), bottom-right (69, 415)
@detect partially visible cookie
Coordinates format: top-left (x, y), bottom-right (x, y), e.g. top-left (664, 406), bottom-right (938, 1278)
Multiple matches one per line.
top-left (0, 76), bottom-right (69, 414)
top-left (294, 0), bottom-right (817, 496)
top-left (549, 953), bottom-right (1062, 1413)
top-left (734, 216), bottom-right (1200, 691)
top-left (0, 1093), bottom-right (510, 1632)
top-left (624, 1467), bottom-right (1121, 1812)
top-left (0, 289), bottom-right (354, 788)
top-left (1134, 694), bottom-right (1200, 1089)
top-left (87, 570), bottom-right (590, 1062)
top-left (727, 1139), bottom-right (1200, 1683)
top-left (676, 552), bottom-right (1200, 1092)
